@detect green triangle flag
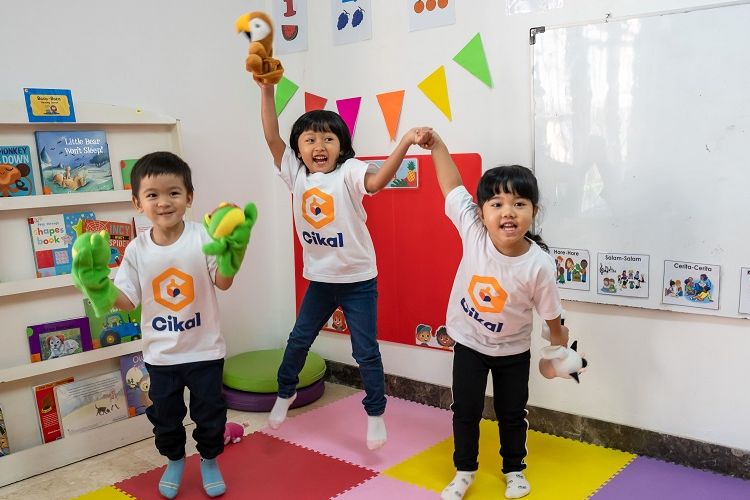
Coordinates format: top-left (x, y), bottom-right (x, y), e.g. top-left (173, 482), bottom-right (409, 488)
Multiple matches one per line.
top-left (453, 33), bottom-right (493, 88)
top-left (275, 76), bottom-right (299, 116)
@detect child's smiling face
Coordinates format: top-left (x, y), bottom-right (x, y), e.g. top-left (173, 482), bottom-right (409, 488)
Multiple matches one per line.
top-left (479, 190), bottom-right (536, 257)
top-left (297, 130), bottom-right (341, 174)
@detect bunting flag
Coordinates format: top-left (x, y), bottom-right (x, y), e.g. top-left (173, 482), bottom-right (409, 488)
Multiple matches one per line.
top-left (417, 66), bottom-right (451, 121)
top-left (376, 90), bottom-right (405, 141)
top-left (275, 76), bottom-right (300, 116)
top-left (304, 92), bottom-right (328, 112)
top-left (335, 97), bottom-right (362, 138)
top-left (453, 33), bottom-right (493, 88)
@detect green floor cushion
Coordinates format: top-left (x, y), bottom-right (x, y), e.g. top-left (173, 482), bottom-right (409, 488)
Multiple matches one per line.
top-left (223, 348), bottom-right (326, 393)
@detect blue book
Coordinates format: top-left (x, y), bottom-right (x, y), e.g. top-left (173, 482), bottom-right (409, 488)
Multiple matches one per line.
top-left (34, 130), bottom-right (113, 194)
top-left (0, 145), bottom-right (35, 197)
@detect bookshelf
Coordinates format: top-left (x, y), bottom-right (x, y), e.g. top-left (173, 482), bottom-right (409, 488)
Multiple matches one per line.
top-left (0, 101), bottom-right (182, 487)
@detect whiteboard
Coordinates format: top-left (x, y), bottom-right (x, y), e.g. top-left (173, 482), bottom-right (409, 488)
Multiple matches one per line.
top-left (532, 2), bottom-right (750, 318)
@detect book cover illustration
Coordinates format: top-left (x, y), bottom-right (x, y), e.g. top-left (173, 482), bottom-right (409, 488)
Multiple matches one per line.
top-left (119, 353), bottom-right (151, 417)
top-left (33, 377), bottom-right (74, 443)
top-left (83, 219), bottom-right (133, 268)
top-left (120, 159), bottom-right (137, 190)
top-left (23, 87), bottom-right (76, 123)
top-left (27, 211), bottom-right (96, 277)
top-left (0, 406), bottom-right (9, 456)
top-left (34, 130), bottom-right (113, 194)
top-left (54, 371), bottom-right (128, 436)
top-left (84, 299), bottom-right (142, 349)
top-left (0, 145), bottom-right (35, 197)
top-left (27, 316), bottom-right (93, 363)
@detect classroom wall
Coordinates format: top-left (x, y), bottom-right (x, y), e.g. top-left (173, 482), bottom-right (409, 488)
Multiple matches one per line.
top-left (2, 0), bottom-right (747, 452)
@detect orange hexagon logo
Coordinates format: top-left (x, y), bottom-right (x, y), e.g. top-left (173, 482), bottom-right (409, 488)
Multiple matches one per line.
top-left (152, 267), bottom-right (194, 312)
top-left (468, 275), bottom-right (508, 314)
top-left (301, 187), bottom-right (335, 229)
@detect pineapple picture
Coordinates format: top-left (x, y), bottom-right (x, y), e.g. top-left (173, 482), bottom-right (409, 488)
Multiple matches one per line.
top-left (406, 160), bottom-right (417, 185)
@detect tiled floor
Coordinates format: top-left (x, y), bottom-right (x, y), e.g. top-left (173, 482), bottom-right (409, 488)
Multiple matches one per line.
top-left (3, 383), bottom-right (750, 500)
top-left (0, 383), bottom-right (360, 500)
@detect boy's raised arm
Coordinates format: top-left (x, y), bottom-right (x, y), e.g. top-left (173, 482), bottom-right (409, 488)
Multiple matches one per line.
top-left (259, 83), bottom-right (286, 168)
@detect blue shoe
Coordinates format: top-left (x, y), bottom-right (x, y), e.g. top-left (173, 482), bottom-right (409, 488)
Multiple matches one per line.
top-left (158, 457), bottom-right (185, 499)
top-left (200, 457), bottom-right (226, 497)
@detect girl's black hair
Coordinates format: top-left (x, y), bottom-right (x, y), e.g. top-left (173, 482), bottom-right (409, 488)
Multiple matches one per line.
top-left (476, 165), bottom-right (548, 252)
top-left (130, 151), bottom-right (193, 198)
top-left (289, 110), bottom-right (355, 166)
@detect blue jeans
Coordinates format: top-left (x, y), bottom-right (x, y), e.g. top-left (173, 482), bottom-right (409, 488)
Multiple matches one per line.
top-left (277, 278), bottom-right (386, 416)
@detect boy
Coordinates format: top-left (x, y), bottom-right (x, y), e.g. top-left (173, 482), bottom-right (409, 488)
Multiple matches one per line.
top-left (71, 151), bottom-right (257, 498)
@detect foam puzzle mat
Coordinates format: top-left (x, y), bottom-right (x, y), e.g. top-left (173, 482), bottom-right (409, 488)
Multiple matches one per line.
top-left (76, 391), bottom-right (750, 499)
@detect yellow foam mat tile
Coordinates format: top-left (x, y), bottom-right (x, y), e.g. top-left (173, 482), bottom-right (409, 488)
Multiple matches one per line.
top-left (73, 485), bottom-right (135, 499)
top-left (385, 419), bottom-right (635, 499)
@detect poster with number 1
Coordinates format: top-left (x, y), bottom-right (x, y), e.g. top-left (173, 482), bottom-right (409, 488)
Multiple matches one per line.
top-left (272, 0), bottom-right (308, 54)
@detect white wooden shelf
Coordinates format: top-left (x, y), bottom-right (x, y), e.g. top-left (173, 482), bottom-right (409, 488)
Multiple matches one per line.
top-left (0, 100), bottom-right (177, 125)
top-left (0, 189), bottom-right (132, 212)
top-left (0, 339), bottom-right (142, 385)
top-left (0, 268), bottom-right (117, 298)
top-left (0, 413), bottom-right (153, 487)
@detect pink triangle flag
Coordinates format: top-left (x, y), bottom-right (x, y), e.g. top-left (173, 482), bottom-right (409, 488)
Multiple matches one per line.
top-left (305, 92), bottom-right (328, 112)
top-left (335, 97), bottom-right (362, 138)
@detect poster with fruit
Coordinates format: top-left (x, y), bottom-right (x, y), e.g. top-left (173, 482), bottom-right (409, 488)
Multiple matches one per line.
top-left (295, 153), bottom-right (482, 349)
top-left (365, 157), bottom-right (419, 189)
top-left (409, 0), bottom-right (455, 32)
top-left (332, 0), bottom-right (372, 46)
top-left (272, 0), bottom-right (308, 55)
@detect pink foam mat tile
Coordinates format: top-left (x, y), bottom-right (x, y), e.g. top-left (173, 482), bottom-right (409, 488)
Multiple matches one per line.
top-left (335, 474), bottom-right (440, 499)
top-left (262, 391), bottom-right (453, 471)
top-left (590, 456), bottom-right (750, 500)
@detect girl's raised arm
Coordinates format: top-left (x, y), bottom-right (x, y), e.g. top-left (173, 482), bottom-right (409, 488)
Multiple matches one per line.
top-left (259, 83), bottom-right (286, 168)
top-left (424, 132), bottom-right (463, 198)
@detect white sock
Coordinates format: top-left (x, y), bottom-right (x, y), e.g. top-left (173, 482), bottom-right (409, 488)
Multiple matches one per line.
top-left (268, 393), bottom-right (296, 429)
top-left (366, 415), bottom-right (387, 450)
top-left (504, 471), bottom-right (531, 499)
top-left (440, 470), bottom-right (476, 499)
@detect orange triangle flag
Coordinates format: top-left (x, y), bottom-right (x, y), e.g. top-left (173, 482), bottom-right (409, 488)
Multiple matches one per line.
top-left (376, 90), bottom-right (405, 141)
top-left (304, 92), bottom-right (327, 112)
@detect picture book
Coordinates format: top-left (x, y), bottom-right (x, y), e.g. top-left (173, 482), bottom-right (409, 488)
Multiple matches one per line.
top-left (82, 219), bottom-right (133, 268)
top-left (54, 371), bottom-right (128, 436)
top-left (84, 298), bottom-right (142, 349)
top-left (27, 211), bottom-right (96, 277)
top-left (0, 406), bottom-right (9, 456)
top-left (119, 353), bottom-right (151, 417)
top-left (27, 316), bottom-right (93, 363)
top-left (34, 130), bottom-right (113, 194)
top-left (33, 377), bottom-right (74, 443)
top-left (120, 159), bottom-right (137, 190)
top-left (0, 145), bottom-right (35, 197)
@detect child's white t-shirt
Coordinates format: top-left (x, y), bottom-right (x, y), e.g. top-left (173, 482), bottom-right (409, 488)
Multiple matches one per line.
top-left (444, 186), bottom-right (562, 357)
top-left (114, 221), bottom-right (225, 365)
top-left (278, 146), bottom-right (377, 283)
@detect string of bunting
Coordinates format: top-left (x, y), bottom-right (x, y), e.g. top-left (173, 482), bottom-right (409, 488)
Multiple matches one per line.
top-left (273, 33), bottom-right (492, 141)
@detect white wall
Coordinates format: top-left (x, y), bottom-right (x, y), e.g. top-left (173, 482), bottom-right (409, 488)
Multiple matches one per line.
top-left (2, 0), bottom-right (747, 451)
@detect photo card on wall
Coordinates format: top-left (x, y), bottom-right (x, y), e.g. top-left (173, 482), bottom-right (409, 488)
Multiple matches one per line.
top-left (550, 247), bottom-right (590, 291)
top-left (662, 260), bottom-right (720, 310)
top-left (596, 252), bottom-right (649, 298)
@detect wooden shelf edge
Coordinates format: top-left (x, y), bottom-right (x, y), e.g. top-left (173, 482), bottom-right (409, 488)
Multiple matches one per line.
top-left (0, 414), bottom-right (153, 487)
top-left (0, 268), bottom-right (116, 297)
top-left (0, 101), bottom-right (177, 125)
top-left (0, 190), bottom-right (132, 211)
top-left (0, 340), bottom-right (143, 384)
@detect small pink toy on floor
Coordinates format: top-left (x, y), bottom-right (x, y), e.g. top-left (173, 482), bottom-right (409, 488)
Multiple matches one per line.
top-left (224, 422), bottom-right (245, 445)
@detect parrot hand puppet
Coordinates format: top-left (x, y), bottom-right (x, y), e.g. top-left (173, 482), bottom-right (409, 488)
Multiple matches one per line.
top-left (202, 202), bottom-right (258, 277)
top-left (235, 11), bottom-right (284, 85)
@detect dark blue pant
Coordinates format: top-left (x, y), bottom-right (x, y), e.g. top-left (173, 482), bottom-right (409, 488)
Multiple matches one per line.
top-left (451, 343), bottom-right (530, 473)
top-left (145, 359), bottom-right (227, 461)
top-left (277, 278), bottom-right (386, 416)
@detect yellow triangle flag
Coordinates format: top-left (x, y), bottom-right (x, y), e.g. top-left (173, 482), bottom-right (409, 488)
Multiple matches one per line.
top-left (417, 66), bottom-right (451, 121)
top-left (376, 90), bottom-right (405, 141)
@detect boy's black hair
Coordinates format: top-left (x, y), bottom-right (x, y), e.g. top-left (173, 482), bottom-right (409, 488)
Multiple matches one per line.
top-left (289, 110), bottom-right (355, 166)
top-left (476, 165), bottom-right (548, 252)
top-left (130, 151), bottom-right (194, 198)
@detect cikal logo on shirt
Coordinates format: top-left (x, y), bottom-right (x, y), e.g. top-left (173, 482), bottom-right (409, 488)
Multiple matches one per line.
top-left (151, 267), bottom-right (201, 333)
top-left (301, 187), bottom-right (344, 247)
top-left (460, 275), bottom-right (507, 332)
